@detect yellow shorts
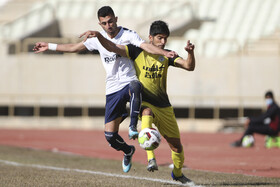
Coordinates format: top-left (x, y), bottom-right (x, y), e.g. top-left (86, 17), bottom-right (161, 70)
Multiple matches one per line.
top-left (141, 101), bottom-right (180, 138)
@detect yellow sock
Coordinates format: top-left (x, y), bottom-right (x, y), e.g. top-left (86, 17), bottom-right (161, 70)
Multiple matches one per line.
top-left (171, 149), bottom-right (184, 177)
top-left (146, 150), bottom-right (155, 161)
top-left (142, 115), bottom-right (155, 161)
top-left (141, 115), bottom-right (153, 129)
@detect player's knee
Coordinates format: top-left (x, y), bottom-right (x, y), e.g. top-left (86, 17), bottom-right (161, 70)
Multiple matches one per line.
top-left (172, 145), bottom-right (183, 153)
top-left (129, 80), bottom-right (142, 94)
top-left (142, 107), bottom-right (153, 116)
top-left (165, 136), bottom-right (183, 153)
top-left (169, 143), bottom-right (182, 153)
top-left (104, 131), bottom-right (124, 151)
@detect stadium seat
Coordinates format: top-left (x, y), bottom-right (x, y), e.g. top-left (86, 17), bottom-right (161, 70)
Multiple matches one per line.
top-left (178, 0), bottom-right (280, 57)
top-left (1, 0), bottom-right (279, 56)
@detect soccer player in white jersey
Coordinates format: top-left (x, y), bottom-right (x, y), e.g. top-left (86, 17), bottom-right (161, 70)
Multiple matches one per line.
top-left (33, 6), bottom-right (175, 173)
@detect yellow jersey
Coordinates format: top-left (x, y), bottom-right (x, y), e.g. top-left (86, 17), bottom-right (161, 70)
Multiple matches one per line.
top-left (125, 44), bottom-right (180, 107)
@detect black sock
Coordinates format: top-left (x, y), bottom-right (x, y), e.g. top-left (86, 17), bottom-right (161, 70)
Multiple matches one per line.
top-left (105, 131), bottom-right (131, 154)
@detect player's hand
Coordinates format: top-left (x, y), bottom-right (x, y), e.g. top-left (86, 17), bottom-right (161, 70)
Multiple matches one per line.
top-left (79, 31), bottom-right (100, 42)
top-left (33, 42), bottom-right (48, 53)
top-left (164, 50), bottom-right (178, 58)
top-left (185, 40), bottom-right (195, 53)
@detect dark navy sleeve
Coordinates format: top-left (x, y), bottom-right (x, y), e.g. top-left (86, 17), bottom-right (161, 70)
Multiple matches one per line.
top-left (164, 49), bottom-right (180, 66)
top-left (126, 44), bottom-right (143, 61)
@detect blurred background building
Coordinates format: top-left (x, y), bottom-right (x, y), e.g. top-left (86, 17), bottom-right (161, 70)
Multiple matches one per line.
top-left (0, 0), bottom-right (279, 131)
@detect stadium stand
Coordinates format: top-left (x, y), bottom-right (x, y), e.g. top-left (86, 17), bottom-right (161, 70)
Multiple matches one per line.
top-left (0, 0), bottom-right (279, 124)
top-left (172, 0), bottom-right (280, 57)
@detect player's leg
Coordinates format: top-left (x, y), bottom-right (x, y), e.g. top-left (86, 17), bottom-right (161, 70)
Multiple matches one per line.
top-left (244, 123), bottom-right (278, 136)
top-left (104, 87), bottom-right (135, 172)
top-left (165, 136), bottom-right (193, 184)
top-left (152, 105), bottom-right (193, 184)
top-left (104, 118), bottom-right (135, 173)
top-left (128, 80), bottom-right (143, 139)
top-left (165, 137), bottom-right (183, 175)
top-left (231, 122), bottom-right (277, 147)
top-left (141, 107), bottom-right (158, 171)
top-left (104, 117), bottom-right (133, 154)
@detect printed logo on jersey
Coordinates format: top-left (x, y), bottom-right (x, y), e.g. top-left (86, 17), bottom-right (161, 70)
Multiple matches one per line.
top-left (158, 56), bottom-right (165, 62)
top-left (104, 54), bottom-right (121, 63)
top-left (143, 64), bottom-right (164, 78)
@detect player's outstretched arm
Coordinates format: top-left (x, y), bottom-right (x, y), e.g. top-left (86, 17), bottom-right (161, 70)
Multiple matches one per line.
top-left (174, 40), bottom-right (195, 71)
top-left (80, 30), bottom-right (175, 57)
top-left (80, 30), bottom-right (127, 57)
top-left (140, 42), bottom-right (176, 58)
top-left (33, 41), bottom-right (86, 53)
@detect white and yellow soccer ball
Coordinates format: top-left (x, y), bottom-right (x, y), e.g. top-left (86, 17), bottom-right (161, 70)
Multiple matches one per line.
top-left (242, 135), bottom-right (255, 147)
top-left (138, 128), bottom-right (161, 150)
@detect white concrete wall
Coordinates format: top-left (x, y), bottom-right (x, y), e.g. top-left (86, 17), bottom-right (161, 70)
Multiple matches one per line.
top-left (167, 55), bottom-right (280, 107)
top-left (1, 54), bottom-right (280, 107)
top-left (0, 54), bottom-right (106, 106)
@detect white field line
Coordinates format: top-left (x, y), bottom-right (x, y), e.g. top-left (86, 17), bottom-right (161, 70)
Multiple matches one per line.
top-left (0, 159), bottom-right (203, 187)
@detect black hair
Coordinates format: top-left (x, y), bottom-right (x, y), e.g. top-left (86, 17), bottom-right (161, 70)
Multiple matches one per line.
top-left (149, 20), bottom-right (170, 37)
top-left (265, 90), bottom-right (274, 99)
top-left (97, 6), bottom-right (115, 18)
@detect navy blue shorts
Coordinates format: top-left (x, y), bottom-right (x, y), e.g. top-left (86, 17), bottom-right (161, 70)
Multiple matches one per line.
top-left (105, 84), bottom-right (130, 124)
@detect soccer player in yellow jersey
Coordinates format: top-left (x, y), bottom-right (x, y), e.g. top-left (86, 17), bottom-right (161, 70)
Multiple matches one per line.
top-left (81, 20), bottom-right (195, 184)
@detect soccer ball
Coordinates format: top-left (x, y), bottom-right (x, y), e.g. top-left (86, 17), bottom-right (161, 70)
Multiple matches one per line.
top-left (242, 135), bottom-right (255, 147)
top-left (138, 128), bottom-right (161, 150)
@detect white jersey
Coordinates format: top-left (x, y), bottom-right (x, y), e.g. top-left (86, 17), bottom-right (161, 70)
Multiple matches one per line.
top-left (83, 27), bottom-right (144, 95)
